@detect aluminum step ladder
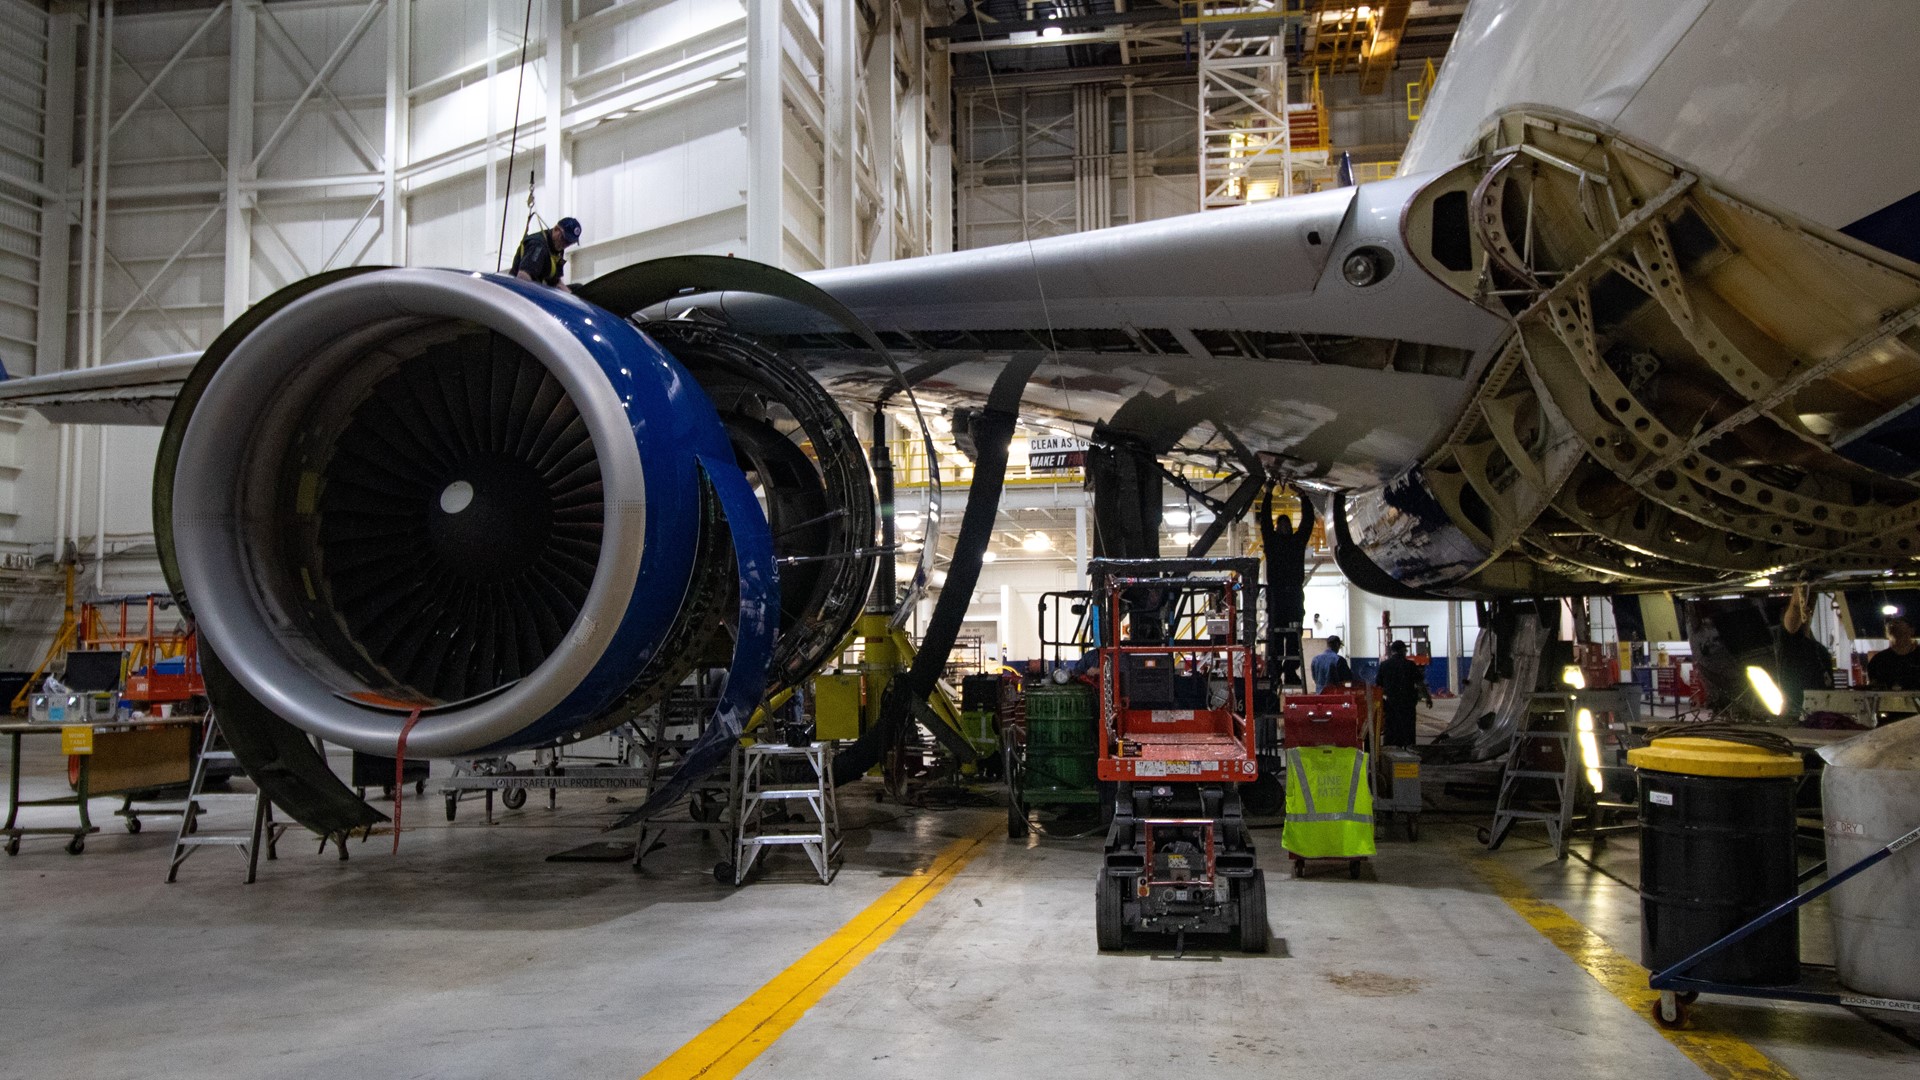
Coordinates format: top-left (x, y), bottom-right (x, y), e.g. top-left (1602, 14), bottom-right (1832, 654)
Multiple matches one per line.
top-left (725, 742), bottom-right (841, 885)
top-left (1483, 693), bottom-right (1582, 859)
top-left (164, 711), bottom-right (288, 883)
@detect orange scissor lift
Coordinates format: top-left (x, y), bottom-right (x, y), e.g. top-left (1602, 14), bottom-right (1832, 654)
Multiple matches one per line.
top-left (1092, 557), bottom-right (1268, 954)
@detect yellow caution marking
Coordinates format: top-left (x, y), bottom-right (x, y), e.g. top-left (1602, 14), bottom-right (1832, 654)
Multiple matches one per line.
top-left (1472, 857), bottom-right (1798, 1080)
top-left (640, 821), bottom-right (997, 1080)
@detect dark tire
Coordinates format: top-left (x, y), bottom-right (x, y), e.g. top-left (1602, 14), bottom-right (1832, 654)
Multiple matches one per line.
top-left (415, 779), bottom-right (426, 796)
top-left (444, 794), bottom-right (458, 822)
top-left (501, 787), bottom-right (528, 811)
top-left (1007, 800), bottom-right (1030, 839)
top-left (1477, 825), bottom-right (1493, 847)
top-left (125, 817), bottom-right (141, 835)
top-left (5, 836), bottom-right (18, 856)
top-left (1237, 870), bottom-right (1270, 954)
top-left (66, 836), bottom-right (84, 855)
top-left (714, 861), bottom-right (735, 885)
top-left (1095, 870), bottom-right (1126, 951)
top-left (381, 785), bottom-right (395, 801)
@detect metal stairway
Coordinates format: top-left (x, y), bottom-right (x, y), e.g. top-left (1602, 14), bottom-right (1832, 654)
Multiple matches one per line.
top-left (725, 742), bottom-right (842, 885)
top-left (165, 712), bottom-right (289, 883)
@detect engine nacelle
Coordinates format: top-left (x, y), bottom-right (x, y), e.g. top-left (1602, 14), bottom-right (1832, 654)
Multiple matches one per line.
top-left (161, 267), bottom-right (861, 759)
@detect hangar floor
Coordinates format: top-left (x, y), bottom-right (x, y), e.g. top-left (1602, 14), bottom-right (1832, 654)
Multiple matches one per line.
top-left (1, 733), bottom-right (1915, 1079)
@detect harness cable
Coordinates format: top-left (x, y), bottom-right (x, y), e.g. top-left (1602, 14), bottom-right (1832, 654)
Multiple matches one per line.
top-left (492, 0), bottom-right (539, 273)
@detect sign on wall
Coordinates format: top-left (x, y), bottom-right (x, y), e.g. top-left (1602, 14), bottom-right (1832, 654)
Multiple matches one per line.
top-left (1028, 435), bottom-right (1089, 472)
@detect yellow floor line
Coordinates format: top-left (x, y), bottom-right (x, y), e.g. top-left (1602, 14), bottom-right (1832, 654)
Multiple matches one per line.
top-left (640, 821), bottom-right (998, 1080)
top-left (1471, 856), bottom-right (1798, 1080)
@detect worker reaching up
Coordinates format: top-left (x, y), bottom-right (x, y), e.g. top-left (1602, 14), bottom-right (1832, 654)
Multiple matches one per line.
top-left (512, 217), bottom-right (582, 291)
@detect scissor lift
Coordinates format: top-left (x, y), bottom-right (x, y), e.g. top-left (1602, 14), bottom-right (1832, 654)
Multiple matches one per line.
top-left (1091, 558), bottom-right (1268, 953)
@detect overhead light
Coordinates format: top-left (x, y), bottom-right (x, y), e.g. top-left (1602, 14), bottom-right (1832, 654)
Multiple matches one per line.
top-left (1561, 665), bottom-right (1586, 689)
top-left (980, 550), bottom-right (998, 563)
top-left (1883, 604), bottom-right (1901, 616)
top-left (1170, 531), bottom-right (1197, 546)
top-left (1022, 532), bottom-right (1053, 553)
top-left (1575, 708), bottom-right (1604, 792)
top-left (1040, 24), bottom-right (1063, 38)
top-left (1164, 508), bottom-right (1193, 527)
top-left (1746, 665), bottom-right (1785, 717)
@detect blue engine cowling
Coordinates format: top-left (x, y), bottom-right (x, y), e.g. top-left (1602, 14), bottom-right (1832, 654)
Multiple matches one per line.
top-left (164, 268), bottom-right (776, 759)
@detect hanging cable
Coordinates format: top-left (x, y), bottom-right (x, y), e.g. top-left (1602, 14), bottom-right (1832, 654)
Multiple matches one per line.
top-left (493, 0), bottom-right (539, 272)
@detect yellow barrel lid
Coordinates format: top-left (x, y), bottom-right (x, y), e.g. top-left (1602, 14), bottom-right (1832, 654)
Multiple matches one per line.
top-left (1627, 736), bottom-right (1803, 778)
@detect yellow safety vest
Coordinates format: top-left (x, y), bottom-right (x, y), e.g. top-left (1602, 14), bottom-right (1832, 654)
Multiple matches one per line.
top-left (1282, 745), bottom-right (1377, 859)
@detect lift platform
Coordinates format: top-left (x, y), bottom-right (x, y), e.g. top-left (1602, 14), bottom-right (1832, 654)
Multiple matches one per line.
top-left (1091, 557), bottom-right (1267, 953)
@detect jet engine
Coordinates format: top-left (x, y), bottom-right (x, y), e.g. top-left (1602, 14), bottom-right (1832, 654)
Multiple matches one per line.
top-left (158, 267), bottom-right (874, 767)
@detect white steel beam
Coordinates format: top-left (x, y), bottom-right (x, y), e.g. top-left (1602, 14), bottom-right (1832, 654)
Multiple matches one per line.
top-left (824, 0), bottom-right (854, 267)
top-left (35, 8), bottom-right (76, 375)
top-left (223, 0), bottom-right (255, 320)
top-left (542, 0), bottom-right (565, 216)
top-left (383, 0), bottom-right (407, 263)
top-left (745, 0), bottom-right (782, 264)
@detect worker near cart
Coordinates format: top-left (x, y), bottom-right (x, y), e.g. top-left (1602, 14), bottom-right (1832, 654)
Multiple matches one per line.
top-left (1311, 635), bottom-right (1353, 689)
top-left (1376, 639), bottom-right (1431, 748)
top-left (1867, 616), bottom-right (1920, 690)
top-left (512, 217), bottom-right (582, 291)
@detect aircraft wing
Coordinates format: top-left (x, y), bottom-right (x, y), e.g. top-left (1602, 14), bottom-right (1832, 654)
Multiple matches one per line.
top-left (0, 353), bottom-right (197, 425)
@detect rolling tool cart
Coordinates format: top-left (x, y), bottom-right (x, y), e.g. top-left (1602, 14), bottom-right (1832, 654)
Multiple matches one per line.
top-left (1091, 558), bottom-right (1267, 954)
top-left (1280, 690), bottom-right (1375, 877)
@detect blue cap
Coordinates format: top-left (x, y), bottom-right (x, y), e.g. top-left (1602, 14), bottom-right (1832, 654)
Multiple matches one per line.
top-left (557, 217), bottom-right (582, 243)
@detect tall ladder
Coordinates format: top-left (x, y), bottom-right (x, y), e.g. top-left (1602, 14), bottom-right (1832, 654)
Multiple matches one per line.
top-left (1483, 693), bottom-right (1582, 859)
top-left (165, 712), bottom-right (288, 883)
top-left (724, 742), bottom-right (841, 885)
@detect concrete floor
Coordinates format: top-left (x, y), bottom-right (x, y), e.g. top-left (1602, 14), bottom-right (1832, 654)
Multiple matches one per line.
top-left (2, 731), bottom-right (1915, 1080)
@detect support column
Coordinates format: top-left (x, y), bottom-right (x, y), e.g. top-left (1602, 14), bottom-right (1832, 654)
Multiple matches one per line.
top-left (223, 0), bottom-right (256, 320)
top-left (383, 0), bottom-right (408, 264)
top-left (1074, 503), bottom-right (1088, 586)
top-left (1448, 599), bottom-right (1463, 694)
top-left (863, 2), bottom-right (895, 263)
top-left (35, 9), bottom-right (77, 375)
top-left (542, 0), bottom-right (565, 216)
top-left (745, 0), bottom-right (782, 264)
top-left (823, 0), bottom-right (854, 267)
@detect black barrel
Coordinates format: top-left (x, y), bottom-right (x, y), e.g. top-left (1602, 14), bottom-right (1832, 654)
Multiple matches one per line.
top-left (1631, 737), bottom-right (1802, 986)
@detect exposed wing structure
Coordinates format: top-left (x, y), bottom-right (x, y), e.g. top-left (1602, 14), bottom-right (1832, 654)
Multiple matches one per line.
top-left (0, 0), bottom-right (1915, 792)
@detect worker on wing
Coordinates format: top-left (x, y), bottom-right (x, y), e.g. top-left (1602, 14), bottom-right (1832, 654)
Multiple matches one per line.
top-left (1310, 635), bottom-right (1352, 689)
top-left (512, 217), bottom-right (582, 291)
top-left (1376, 639), bottom-right (1431, 748)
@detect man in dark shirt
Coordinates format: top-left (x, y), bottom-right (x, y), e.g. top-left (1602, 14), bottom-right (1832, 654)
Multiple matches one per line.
top-left (1376, 639), bottom-right (1431, 748)
top-left (512, 217), bottom-right (582, 290)
top-left (1867, 616), bottom-right (1920, 690)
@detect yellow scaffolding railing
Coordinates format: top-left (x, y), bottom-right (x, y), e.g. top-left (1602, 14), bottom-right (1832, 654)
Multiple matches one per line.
top-left (1350, 159), bottom-right (1399, 183)
top-left (1406, 58), bottom-right (1436, 121)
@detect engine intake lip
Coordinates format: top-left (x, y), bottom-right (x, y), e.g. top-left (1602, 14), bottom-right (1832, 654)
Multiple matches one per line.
top-left (172, 269), bottom-right (649, 758)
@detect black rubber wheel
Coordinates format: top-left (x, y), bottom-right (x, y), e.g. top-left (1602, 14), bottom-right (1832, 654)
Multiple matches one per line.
top-left (1095, 870), bottom-right (1126, 951)
top-left (444, 794), bottom-right (458, 822)
top-left (382, 785), bottom-right (395, 801)
top-left (501, 787), bottom-right (528, 811)
top-left (1476, 826), bottom-right (1492, 847)
top-left (5, 836), bottom-right (18, 856)
top-left (714, 861), bottom-right (736, 886)
top-left (66, 836), bottom-right (84, 855)
top-left (1237, 870), bottom-right (1270, 954)
top-left (1007, 800), bottom-right (1030, 839)
top-left (125, 817), bottom-right (141, 835)
top-left (415, 778), bottom-right (426, 796)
